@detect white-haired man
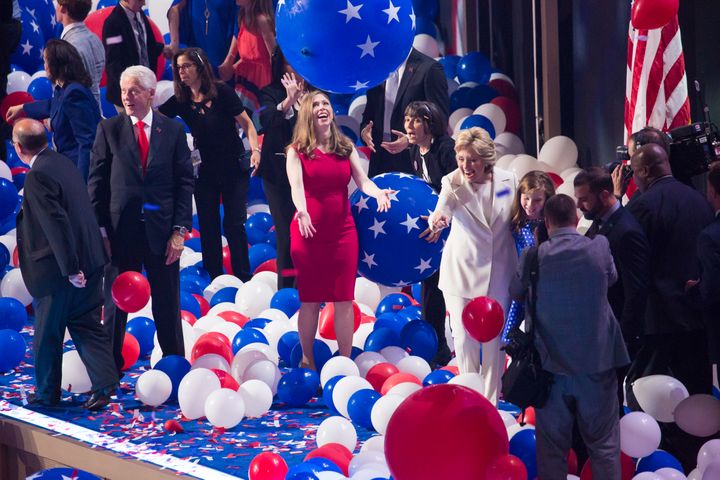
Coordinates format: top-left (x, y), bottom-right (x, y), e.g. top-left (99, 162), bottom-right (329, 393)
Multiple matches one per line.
top-left (89, 65), bottom-right (194, 378)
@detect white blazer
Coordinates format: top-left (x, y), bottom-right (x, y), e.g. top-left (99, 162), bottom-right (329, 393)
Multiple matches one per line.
top-left (430, 167), bottom-right (518, 306)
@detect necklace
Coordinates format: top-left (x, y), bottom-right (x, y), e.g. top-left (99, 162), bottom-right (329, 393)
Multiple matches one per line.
top-left (204, 0), bottom-right (210, 35)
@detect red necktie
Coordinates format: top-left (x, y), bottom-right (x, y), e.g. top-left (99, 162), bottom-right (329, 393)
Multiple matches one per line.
top-left (136, 120), bottom-right (149, 175)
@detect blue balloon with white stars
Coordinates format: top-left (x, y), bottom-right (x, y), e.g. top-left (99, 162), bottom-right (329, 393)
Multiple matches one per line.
top-left (11, 9), bottom-right (45, 74)
top-left (350, 173), bottom-right (448, 287)
top-left (26, 468), bottom-right (101, 480)
top-left (276, 0), bottom-right (416, 93)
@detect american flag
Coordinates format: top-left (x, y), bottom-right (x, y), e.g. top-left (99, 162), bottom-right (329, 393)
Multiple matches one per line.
top-left (624, 14), bottom-right (691, 141)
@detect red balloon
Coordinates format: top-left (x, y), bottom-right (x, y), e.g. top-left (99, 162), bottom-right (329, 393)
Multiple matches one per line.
top-left (222, 245), bottom-right (234, 275)
top-left (164, 419), bottom-right (184, 433)
top-left (1, 92), bottom-right (34, 126)
top-left (360, 314), bottom-right (375, 324)
top-left (191, 332), bottom-right (233, 364)
top-left (567, 449), bottom-right (578, 475)
top-left (11, 247), bottom-right (18, 268)
top-left (631, 0), bottom-right (678, 30)
top-left (516, 407), bottom-right (536, 426)
top-left (192, 293), bottom-right (210, 316)
top-left (10, 167), bottom-right (29, 177)
top-left (181, 310), bottom-right (197, 326)
top-left (121, 333), bottom-right (140, 370)
top-left (357, 146), bottom-right (373, 159)
top-left (486, 454), bottom-right (527, 480)
top-left (366, 362), bottom-right (399, 392)
top-left (490, 97), bottom-right (521, 135)
top-left (212, 369), bottom-right (240, 390)
top-left (441, 365), bottom-right (460, 375)
top-left (217, 310), bottom-right (249, 327)
top-left (547, 172), bottom-right (564, 188)
top-left (488, 79), bottom-right (517, 101)
top-left (111, 271), bottom-right (151, 313)
top-left (462, 296), bottom-right (505, 343)
top-left (305, 443), bottom-right (352, 476)
top-left (318, 302), bottom-right (361, 340)
top-left (626, 177), bottom-right (638, 199)
top-left (184, 228), bottom-right (200, 240)
top-left (380, 372), bottom-right (421, 395)
top-left (248, 452), bottom-right (288, 480)
top-left (385, 384), bottom-right (509, 480)
top-left (85, 7), bottom-right (166, 87)
top-left (579, 453), bottom-right (635, 480)
top-left (254, 258), bottom-right (277, 274)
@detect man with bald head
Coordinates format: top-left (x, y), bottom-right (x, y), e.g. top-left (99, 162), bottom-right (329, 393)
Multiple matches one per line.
top-left (13, 119), bottom-right (117, 410)
top-left (628, 143), bottom-right (714, 391)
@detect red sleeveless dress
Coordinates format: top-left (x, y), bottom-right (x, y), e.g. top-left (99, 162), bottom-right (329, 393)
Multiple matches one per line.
top-left (290, 149), bottom-right (359, 302)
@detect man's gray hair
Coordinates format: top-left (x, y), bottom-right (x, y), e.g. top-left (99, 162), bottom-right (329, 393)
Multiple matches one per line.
top-left (120, 65), bottom-right (157, 91)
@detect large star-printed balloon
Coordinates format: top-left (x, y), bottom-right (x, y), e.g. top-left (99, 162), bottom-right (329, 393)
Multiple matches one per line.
top-left (351, 173), bottom-right (448, 287)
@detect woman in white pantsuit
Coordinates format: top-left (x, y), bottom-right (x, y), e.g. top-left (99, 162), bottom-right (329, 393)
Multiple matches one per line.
top-left (428, 127), bottom-right (518, 405)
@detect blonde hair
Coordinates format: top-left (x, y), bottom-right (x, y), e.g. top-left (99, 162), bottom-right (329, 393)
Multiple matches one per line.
top-left (454, 127), bottom-right (497, 168)
top-left (510, 171), bottom-right (556, 231)
top-left (290, 91), bottom-right (354, 159)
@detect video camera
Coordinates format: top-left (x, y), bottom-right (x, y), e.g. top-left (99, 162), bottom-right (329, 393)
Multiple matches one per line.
top-left (667, 122), bottom-right (720, 178)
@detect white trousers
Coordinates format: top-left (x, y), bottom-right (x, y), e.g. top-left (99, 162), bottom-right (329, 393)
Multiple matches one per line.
top-left (444, 294), bottom-right (505, 405)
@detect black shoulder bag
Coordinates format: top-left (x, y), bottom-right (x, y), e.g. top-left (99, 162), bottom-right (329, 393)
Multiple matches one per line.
top-left (501, 246), bottom-right (554, 411)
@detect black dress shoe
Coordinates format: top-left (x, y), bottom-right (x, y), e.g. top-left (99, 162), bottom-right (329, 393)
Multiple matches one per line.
top-left (82, 389), bottom-right (113, 411)
top-left (26, 394), bottom-right (60, 407)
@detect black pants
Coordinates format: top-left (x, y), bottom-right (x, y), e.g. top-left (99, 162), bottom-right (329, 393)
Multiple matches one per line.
top-left (195, 172), bottom-right (251, 280)
top-left (421, 270), bottom-right (451, 364)
top-left (104, 227), bottom-right (184, 377)
top-left (0, 19), bottom-right (21, 161)
top-left (263, 177), bottom-right (296, 290)
top-left (34, 270), bottom-right (117, 401)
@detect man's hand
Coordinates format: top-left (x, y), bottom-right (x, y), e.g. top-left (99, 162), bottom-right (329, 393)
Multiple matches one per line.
top-left (280, 72), bottom-right (303, 106)
top-left (102, 236), bottom-right (112, 258)
top-left (5, 105), bottom-right (23, 122)
top-left (217, 61), bottom-right (235, 82)
top-left (361, 121), bottom-right (376, 153)
top-left (685, 279), bottom-right (699, 291)
top-left (165, 231), bottom-right (184, 265)
top-left (250, 150), bottom-right (261, 176)
top-left (69, 271), bottom-right (86, 288)
top-left (611, 164), bottom-right (630, 198)
top-left (381, 130), bottom-right (409, 154)
top-left (163, 44), bottom-right (177, 60)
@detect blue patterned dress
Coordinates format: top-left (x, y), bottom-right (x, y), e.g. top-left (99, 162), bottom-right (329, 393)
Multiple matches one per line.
top-left (502, 220), bottom-right (541, 342)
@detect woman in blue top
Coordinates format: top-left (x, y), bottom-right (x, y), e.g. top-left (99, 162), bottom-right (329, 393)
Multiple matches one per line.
top-left (6, 39), bottom-right (100, 181)
top-left (502, 170), bottom-right (555, 342)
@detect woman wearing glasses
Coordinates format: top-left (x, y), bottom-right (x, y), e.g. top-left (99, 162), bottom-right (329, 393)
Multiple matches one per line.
top-left (159, 47), bottom-right (260, 280)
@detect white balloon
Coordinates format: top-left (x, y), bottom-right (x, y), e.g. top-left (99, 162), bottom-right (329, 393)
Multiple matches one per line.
top-left (619, 411), bottom-right (661, 458)
top-left (508, 154), bottom-right (539, 179)
top-left (0, 161), bottom-right (12, 181)
top-left (413, 34), bottom-right (440, 58)
top-left (239, 342), bottom-right (279, 365)
top-left (473, 103), bottom-right (507, 135)
top-left (356, 303), bottom-right (374, 317)
top-left (150, 345), bottom-right (163, 367)
top-left (687, 469), bottom-right (701, 480)
top-left (1, 268), bottom-right (32, 306)
top-left (448, 373), bottom-right (484, 395)
top-left (633, 473), bottom-right (663, 480)
top-left (447, 78), bottom-right (460, 97)
top-left (146, 0), bottom-right (172, 34)
top-left (496, 154), bottom-right (516, 170)
top-left (350, 469), bottom-right (388, 480)
top-left (193, 315), bottom-right (224, 332)
top-left (337, 114), bottom-right (360, 137)
top-left (243, 359), bottom-right (281, 394)
top-left (235, 281), bottom-right (274, 318)
top-left (315, 473), bottom-right (346, 480)
top-left (209, 321), bottom-right (242, 345)
top-left (538, 136), bottom-right (578, 172)
top-left (360, 435), bottom-right (385, 454)
top-left (506, 422), bottom-right (534, 440)
top-left (385, 382), bottom-right (422, 399)
top-left (204, 388), bottom-right (245, 428)
top-left (355, 278), bottom-right (381, 311)
top-left (655, 467), bottom-right (687, 480)
top-left (379, 346), bottom-right (408, 365)
top-left (178, 368), bottom-right (221, 420)
top-left (395, 356), bottom-right (431, 380)
top-left (317, 416), bottom-right (358, 451)
top-left (206, 302), bottom-right (242, 317)
top-left (247, 203), bottom-right (271, 216)
top-left (61, 350), bottom-right (92, 393)
top-left (353, 323), bottom-right (374, 350)
top-left (0, 234), bottom-right (17, 257)
top-left (494, 132), bottom-right (525, 156)
top-left (7, 71), bottom-right (31, 94)
top-left (674, 394), bottom-right (720, 437)
top-left (490, 72), bottom-right (515, 86)
top-left (230, 349), bottom-right (270, 383)
top-left (697, 439), bottom-right (720, 473)
top-left (29, 70), bottom-right (47, 81)
top-left (370, 394), bottom-right (404, 435)
top-left (252, 272), bottom-right (278, 293)
top-left (632, 375), bottom-right (689, 423)
top-left (333, 376), bottom-right (373, 418)
top-left (458, 82), bottom-right (480, 89)
top-left (348, 95), bottom-right (367, 125)
top-left (191, 353), bottom-right (230, 372)
top-left (560, 167), bottom-right (583, 181)
top-left (321, 356), bottom-right (361, 387)
top-left (500, 410), bottom-right (518, 428)
top-left (256, 308), bottom-right (289, 323)
top-left (135, 370), bottom-right (172, 406)
top-left (204, 275), bottom-right (244, 301)
top-left (239, 379), bottom-right (273, 417)
top-left (349, 451), bottom-right (388, 477)
top-left (449, 108), bottom-right (473, 135)
top-left (355, 351), bottom-right (386, 377)
top-left (152, 80), bottom-right (175, 107)
top-left (377, 284), bottom-right (401, 299)
top-left (179, 251), bottom-right (203, 269)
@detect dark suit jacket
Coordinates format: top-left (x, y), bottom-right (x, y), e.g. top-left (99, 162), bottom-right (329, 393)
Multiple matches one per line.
top-left (409, 134), bottom-right (456, 192)
top-left (628, 176), bottom-right (714, 334)
top-left (88, 111), bottom-right (194, 257)
top-left (102, 4), bottom-right (163, 106)
top-left (361, 48), bottom-right (448, 176)
top-left (697, 215), bottom-right (720, 361)
top-left (16, 149), bottom-right (108, 298)
top-left (23, 83), bottom-right (100, 181)
top-left (596, 205), bottom-right (649, 341)
top-left (257, 82), bottom-right (296, 187)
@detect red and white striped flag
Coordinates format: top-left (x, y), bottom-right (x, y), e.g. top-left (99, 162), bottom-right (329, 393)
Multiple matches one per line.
top-left (624, 14), bottom-right (691, 142)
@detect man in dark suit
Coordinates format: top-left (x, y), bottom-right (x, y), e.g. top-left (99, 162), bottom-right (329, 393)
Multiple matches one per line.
top-left (89, 65), bottom-right (194, 376)
top-left (13, 119), bottom-right (117, 410)
top-left (360, 48), bottom-right (449, 176)
top-left (102, 0), bottom-right (164, 109)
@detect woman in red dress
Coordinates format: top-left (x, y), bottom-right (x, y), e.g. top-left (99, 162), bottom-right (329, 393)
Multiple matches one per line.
top-left (286, 91), bottom-right (392, 370)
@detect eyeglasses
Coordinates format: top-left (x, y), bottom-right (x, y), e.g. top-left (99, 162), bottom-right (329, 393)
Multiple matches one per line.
top-left (176, 63), bottom-right (196, 71)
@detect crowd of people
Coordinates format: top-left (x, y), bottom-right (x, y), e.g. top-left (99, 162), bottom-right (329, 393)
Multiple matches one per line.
top-left (2, 0), bottom-right (719, 478)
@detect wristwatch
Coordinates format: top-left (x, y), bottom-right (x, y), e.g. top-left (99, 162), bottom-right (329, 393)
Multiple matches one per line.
top-left (173, 225), bottom-right (189, 237)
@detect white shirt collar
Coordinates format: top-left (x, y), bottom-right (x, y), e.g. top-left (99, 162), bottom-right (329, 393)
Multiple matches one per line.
top-left (130, 109), bottom-right (153, 128)
top-left (29, 147), bottom-right (48, 168)
top-left (120, 3), bottom-right (142, 22)
top-left (60, 22), bottom-right (83, 39)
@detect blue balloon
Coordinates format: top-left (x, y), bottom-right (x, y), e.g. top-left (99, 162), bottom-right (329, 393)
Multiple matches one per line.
top-left (0, 297), bottom-right (25, 332)
top-left (410, 282), bottom-right (422, 305)
top-left (0, 329), bottom-right (26, 372)
top-left (457, 52), bottom-right (492, 85)
top-left (0, 179), bottom-right (19, 221)
top-left (285, 471), bottom-right (318, 480)
top-left (180, 273), bottom-right (207, 296)
top-left (0, 243), bottom-right (10, 271)
top-left (636, 450), bottom-right (683, 474)
top-left (277, 368), bottom-right (320, 407)
top-left (376, 293), bottom-right (413, 317)
top-left (509, 429), bottom-right (537, 480)
top-left (333, 346), bottom-right (363, 360)
top-left (364, 327), bottom-right (401, 352)
top-left (262, 229), bottom-right (277, 247)
top-left (12, 171), bottom-right (27, 191)
top-left (437, 55), bottom-right (460, 79)
top-left (35, 0), bottom-right (58, 41)
top-left (97, 0), bottom-right (118, 8)
top-left (449, 85), bottom-right (499, 112)
top-left (126, 316), bottom-right (156, 357)
top-left (278, 330), bottom-right (300, 365)
top-left (321, 375), bottom-right (345, 415)
top-left (184, 237), bottom-right (202, 252)
top-left (271, 288), bottom-right (301, 317)
top-left (415, 16), bottom-right (438, 38)
top-left (244, 318), bottom-right (271, 330)
top-left (276, 0), bottom-right (415, 94)
top-left (181, 265), bottom-right (212, 283)
top-left (374, 312), bottom-right (411, 336)
top-left (100, 87), bottom-right (118, 118)
top-left (400, 320), bottom-right (438, 362)
top-left (232, 328), bottom-right (269, 354)
top-left (290, 339), bottom-right (332, 372)
top-left (210, 286), bottom-right (238, 307)
top-left (347, 388), bottom-right (381, 430)
top-left (248, 243), bottom-right (276, 272)
top-left (305, 457), bottom-right (343, 474)
top-left (352, 174), bottom-right (447, 287)
top-left (245, 212), bottom-right (274, 245)
top-left (11, 10), bottom-right (45, 73)
top-left (413, 0), bottom-right (439, 18)
top-left (397, 305), bottom-right (422, 322)
top-left (180, 290), bottom-right (201, 317)
top-left (423, 368), bottom-right (455, 386)
top-left (29, 468), bottom-right (101, 480)
top-left (154, 355), bottom-right (191, 401)
top-left (162, 59), bottom-right (174, 81)
top-left (27, 76), bottom-right (53, 100)
top-left (248, 175), bottom-right (266, 203)
top-left (459, 114), bottom-right (496, 139)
